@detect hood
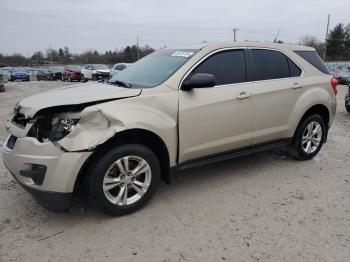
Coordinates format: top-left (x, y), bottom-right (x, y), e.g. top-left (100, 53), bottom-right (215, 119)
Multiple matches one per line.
top-left (18, 82), bottom-right (141, 117)
top-left (96, 69), bottom-right (110, 73)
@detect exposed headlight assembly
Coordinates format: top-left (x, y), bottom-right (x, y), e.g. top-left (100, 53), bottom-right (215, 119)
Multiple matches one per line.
top-left (28, 111), bottom-right (80, 142)
top-left (49, 116), bottom-right (80, 142)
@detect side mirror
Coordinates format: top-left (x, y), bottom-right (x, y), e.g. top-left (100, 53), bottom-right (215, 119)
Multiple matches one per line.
top-left (181, 73), bottom-right (216, 91)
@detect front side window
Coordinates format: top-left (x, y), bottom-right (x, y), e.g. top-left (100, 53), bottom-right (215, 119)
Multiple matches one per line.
top-left (251, 49), bottom-right (292, 81)
top-left (191, 50), bottom-right (246, 86)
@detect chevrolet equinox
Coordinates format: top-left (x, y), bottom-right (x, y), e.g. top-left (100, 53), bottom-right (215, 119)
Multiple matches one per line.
top-left (2, 43), bottom-right (337, 215)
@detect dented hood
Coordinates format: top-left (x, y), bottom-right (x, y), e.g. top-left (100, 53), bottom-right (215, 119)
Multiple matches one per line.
top-left (17, 82), bottom-right (141, 117)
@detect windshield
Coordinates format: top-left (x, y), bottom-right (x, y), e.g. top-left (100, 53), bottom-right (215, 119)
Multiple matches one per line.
top-left (10, 68), bottom-right (27, 73)
top-left (49, 66), bottom-right (64, 72)
top-left (108, 49), bottom-right (198, 88)
top-left (94, 64), bottom-right (109, 70)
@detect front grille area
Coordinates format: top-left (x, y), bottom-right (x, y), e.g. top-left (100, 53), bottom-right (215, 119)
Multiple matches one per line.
top-left (12, 113), bottom-right (27, 128)
top-left (6, 135), bottom-right (17, 150)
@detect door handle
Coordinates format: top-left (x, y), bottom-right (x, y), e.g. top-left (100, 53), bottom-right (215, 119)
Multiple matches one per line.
top-left (292, 83), bottom-right (302, 89)
top-left (237, 92), bottom-right (252, 100)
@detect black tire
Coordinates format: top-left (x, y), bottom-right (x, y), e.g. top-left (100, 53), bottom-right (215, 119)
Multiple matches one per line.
top-left (345, 96), bottom-right (350, 113)
top-left (81, 75), bottom-right (87, 82)
top-left (89, 144), bottom-right (161, 216)
top-left (346, 105), bottom-right (350, 114)
top-left (289, 114), bottom-right (326, 160)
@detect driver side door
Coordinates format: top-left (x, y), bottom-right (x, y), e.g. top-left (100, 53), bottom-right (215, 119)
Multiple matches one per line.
top-left (178, 49), bottom-right (255, 163)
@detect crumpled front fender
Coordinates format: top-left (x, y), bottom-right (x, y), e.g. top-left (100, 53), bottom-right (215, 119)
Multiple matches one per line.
top-left (58, 91), bottom-right (178, 166)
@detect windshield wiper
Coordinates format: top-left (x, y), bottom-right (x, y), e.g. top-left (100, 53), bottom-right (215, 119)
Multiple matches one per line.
top-left (110, 79), bottom-right (132, 88)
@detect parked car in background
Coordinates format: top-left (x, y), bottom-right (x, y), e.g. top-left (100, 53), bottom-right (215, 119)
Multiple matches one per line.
top-left (110, 63), bottom-right (132, 77)
top-left (2, 42), bottom-right (337, 215)
top-left (46, 66), bottom-right (65, 81)
top-left (0, 72), bottom-right (4, 92)
top-left (81, 64), bottom-right (110, 81)
top-left (9, 68), bottom-right (30, 81)
top-left (327, 64), bottom-right (350, 85)
top-left (345, 85), bottom-right (350, 113)
top-left (36, 69), bottom-right (48, 81)
top-left (62, 65), bottom-right (82, 82)
top-left (0, 68), bottom-right (9, 82)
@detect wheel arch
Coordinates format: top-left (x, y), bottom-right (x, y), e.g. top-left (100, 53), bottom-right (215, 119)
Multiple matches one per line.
top-left (74, 128), bottom-right (171, 194)
top-left (292, 104), bottom-right (330, 140)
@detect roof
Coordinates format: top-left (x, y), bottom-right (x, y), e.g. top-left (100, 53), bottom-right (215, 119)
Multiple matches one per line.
top-left (174, 42), bottom-right (315, 52)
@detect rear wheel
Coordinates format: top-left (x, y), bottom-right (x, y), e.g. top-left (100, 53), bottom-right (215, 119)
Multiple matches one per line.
top-left (345, 95), bottom-right (350, 113)
top-left (289, 114), bottom-right (326, 160)
top-left (89, 144), bottom-right (161, 216)
top-left (81, 75), bottom-right (87, 82)
top-left (346, 104), bottom-right (350, 113)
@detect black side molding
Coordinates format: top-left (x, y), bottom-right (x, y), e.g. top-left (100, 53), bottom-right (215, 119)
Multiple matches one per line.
top-left (177, 139), bottom-right (291, 171)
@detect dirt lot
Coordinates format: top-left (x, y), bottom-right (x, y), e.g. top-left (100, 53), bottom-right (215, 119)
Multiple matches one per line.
top-left (0, 81), bottom-right (350, 262)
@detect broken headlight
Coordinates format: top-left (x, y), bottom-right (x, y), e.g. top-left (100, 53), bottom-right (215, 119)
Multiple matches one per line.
top-left (28, 111), bottom-right (80, 142)
top-left (49, 117), bottom-right (80, 142)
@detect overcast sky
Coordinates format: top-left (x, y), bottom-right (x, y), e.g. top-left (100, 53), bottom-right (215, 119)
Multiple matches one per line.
top-left (0, 0), bottom-right (349, 55)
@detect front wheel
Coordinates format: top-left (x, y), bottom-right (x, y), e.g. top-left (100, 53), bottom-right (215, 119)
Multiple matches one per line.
top-left (89, 144), bottom-right (161, 216)
top-left (81, 75), bottom-right (87, 82)
top-left (289, 114), bottom-right (326, 160)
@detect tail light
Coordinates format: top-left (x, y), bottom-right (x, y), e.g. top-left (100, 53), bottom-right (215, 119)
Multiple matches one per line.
top-left (331, 77), bottom-right (338, 95)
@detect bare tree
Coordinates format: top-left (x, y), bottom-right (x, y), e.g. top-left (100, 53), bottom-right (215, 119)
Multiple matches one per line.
top-left (299, 35), bottom-right (325, 57)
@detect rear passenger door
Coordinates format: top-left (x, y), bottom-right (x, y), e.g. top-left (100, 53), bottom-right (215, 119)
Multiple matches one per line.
top-left (248, 49), bottom-right (303, 144)
top-left (179, 49), bottom-right (255, 162)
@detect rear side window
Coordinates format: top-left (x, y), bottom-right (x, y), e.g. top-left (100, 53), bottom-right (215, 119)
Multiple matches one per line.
top-left (288, 59), bottom-right (302, 77)
top-left (295, 51), bottom-right (330, 74)
top-left (251, 49), bottom-right (290, 81)
top-left (191, 50), bottom-right (246, 85)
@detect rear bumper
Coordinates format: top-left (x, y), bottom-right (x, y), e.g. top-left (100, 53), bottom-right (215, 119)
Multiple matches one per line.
top-left (69, 74), bottom-right (81, 80)
top-left (10, 75), bottom-right (29, 80)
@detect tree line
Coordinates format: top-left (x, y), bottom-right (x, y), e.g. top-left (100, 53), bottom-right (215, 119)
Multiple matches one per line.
top-left (0, 45), bottom-right (155, 67)
top-left (1, 22), bottom-right (350, 67)
top-left (299, 23), bottom-right (350, 61)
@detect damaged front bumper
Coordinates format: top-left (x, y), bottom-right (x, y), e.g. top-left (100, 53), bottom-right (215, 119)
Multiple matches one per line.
top-left (2, 134), bottom-right (91, 211)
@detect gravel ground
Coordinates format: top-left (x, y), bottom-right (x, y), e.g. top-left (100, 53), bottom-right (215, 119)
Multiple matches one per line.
top-left (0, 81), bottom-right (350, 262)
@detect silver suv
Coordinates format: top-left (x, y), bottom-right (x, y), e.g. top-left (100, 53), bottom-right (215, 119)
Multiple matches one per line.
top-left (2, 42), bottom-right (337, 215)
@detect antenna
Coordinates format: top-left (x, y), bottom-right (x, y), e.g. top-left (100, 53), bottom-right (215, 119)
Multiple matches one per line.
top-left (273, 30), bottom-right (280, 43)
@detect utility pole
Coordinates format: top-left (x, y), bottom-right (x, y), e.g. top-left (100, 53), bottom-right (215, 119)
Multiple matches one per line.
top-left (232, 28), bottom-right (239, 42)
top-left (323, 14), bottom-right (330, 61)
top-left (137, 35), bottom-right (140, 60)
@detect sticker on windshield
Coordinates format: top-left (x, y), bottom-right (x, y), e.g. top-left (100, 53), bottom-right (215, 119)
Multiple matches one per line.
top-left (171, 51), bottom-right (194, 58)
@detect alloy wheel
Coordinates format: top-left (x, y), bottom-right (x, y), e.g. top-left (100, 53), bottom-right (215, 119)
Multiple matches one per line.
top-left (103, 156), bottom-right (152, 206)
top-left (302, 121), bottom-right (322, 154)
